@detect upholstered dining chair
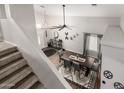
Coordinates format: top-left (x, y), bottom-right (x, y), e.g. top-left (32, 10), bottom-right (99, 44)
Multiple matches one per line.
top-left (63, 58), bottom-right (73, 80)
top-left (63, 58), bottom-right (72, 72)
top-left (72, 61), bottom-right (80, 74)
top-left (72, 61), bottom-right (81, 81)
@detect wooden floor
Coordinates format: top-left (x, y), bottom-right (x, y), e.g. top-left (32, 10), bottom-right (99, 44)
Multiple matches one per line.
top-left (46, 49), bottom-right (83, 89)
top-left (49, 49), bottom-right (82, 68)
top-left (44, 48), bottom-right (101, 89)
top-left (45, 49), bottom-right (90, 89)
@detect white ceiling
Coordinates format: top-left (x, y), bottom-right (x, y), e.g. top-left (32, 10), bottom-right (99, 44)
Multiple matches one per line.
top-left (35, 4), bottom-right (124, 17)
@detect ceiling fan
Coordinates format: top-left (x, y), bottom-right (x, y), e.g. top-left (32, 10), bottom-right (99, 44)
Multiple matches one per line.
top-left (41, 5), bottom-right (72, 31)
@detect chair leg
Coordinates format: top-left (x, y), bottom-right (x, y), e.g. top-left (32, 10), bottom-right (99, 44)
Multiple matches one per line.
top-left (78, 71), bottom-right (80, 80)
top-left (85, 68), bottom-right (90, 77)
top-left (74, 69), bottom-right (75, 74)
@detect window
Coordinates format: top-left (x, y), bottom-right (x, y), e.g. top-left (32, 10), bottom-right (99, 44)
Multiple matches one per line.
top-left (88, 36), bottom-right (98, 52)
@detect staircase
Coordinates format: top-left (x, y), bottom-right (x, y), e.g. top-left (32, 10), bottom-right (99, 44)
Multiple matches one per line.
top-left (0, 42), bottom-right (45, 89)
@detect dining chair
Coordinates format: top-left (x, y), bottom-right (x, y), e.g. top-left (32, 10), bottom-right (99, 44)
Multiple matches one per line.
top-left (63, 58), bottom-right (73, 80)
top-left (63, 58), bottom-right (72, 72)
top-left (58, 49), bottom-right (64, 63)
top-left (72, 61), bottom-right (81, 81)
top-left (72, 61), bottom-right (80, 74)
top-left (80, 65), bottom-right (88, 77)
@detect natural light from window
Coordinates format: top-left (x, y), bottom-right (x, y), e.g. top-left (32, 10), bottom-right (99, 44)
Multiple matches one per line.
top-left (89, 36), bottom-right (98, 51)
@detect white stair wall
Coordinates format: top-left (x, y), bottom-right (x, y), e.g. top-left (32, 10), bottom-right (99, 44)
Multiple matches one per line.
top-left (0, 42), bottom-right (45, 89)
top-left (1, 4), bottom-right (71, 89)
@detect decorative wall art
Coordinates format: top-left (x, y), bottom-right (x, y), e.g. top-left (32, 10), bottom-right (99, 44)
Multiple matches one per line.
top-left (70, 37), bottom-right (73, 40)
top-left (103, 70), bottom-right (113, 79)
top-left (114, 82), bottom-right (124, 89)
top-left (76, 33), bottom-right (79, 36)
top-left (73, 35), bottom-right (76, 38)
top-left (64, 32), bottom-right (80, 40)
top-left (65, 36), bottom-right (69, 40)
top-left (65, 32), bottom-right (68, 36)
top-left (65, 32), bottom-right (69, 40)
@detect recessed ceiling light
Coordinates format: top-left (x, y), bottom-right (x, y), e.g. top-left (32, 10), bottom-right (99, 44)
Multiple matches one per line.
top-left (91, 4), bottom-right (97, 6)
top-left (40, 6), bottom-right (45, 8)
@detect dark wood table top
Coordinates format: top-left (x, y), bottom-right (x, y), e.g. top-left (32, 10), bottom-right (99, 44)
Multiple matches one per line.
top-left (60, 50), bottom-right (96, 69)
top-left (69, 55), bottom-right (86, 64)
top-left (61, 56), bottom-right (94, 68)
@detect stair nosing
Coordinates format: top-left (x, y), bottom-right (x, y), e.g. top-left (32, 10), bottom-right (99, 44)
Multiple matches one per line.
top-left (0, 59), bottom-right (26, 75)
top-left (0, 67), bottom-right (32, 89)
top-left (0, 51), bottom-right (21, 61)
top-left (17, 75), bottom-right (38, 89)
top-left (0, 51), bottom-right (22, 68)
top-left (0, 59), bottom-right (27, 80)
top-left (0, 47), bottom-right (17, 57)
top-left (0, 42), bottom-right (44, 89)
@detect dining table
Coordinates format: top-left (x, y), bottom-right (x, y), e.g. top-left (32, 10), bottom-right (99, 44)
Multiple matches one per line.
top-left (61, 54), bottom-right (99, 71)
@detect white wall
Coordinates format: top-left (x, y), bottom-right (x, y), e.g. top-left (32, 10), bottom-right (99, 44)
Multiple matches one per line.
top-left (0, 4), bottom-right (6, 19)
top-left (9, 4), bottom-right (39, 48)
top-left (1, 4), bottom-right (71, 89)
top-left (34, 5), bottom-right (48, 49)
top-left (101, 46), bottom-right (124, 89)
top-left (120, 17), bottom-right (124, 33)
top-left (36, 4), bottom-right (124, 17)
top-left (102, 26), bottom-right (124, 48)
top-left (0, 4), bottom-right (6, 42)
top-left (101, 26), bottom-right (124, 89)
top-left (47, 16), bottom-right (120, 54)
top-left (0, 23), bottom-right (3, 41)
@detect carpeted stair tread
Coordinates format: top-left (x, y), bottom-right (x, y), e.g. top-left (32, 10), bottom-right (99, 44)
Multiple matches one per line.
top-left (0, 66), bottom-right (32, 89)
top-left (0, 42), bottom-right (45, 89)
top-left (17, 74), bottom-right (38, 89)
top-left (0, 59), bottom-right (27, 80)
top-left (0, 51), bottom-right (22, 67)
top-left (0, 42), bottom-right (17, 57)
top-left (30, 81), bottom-right (45, 89)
